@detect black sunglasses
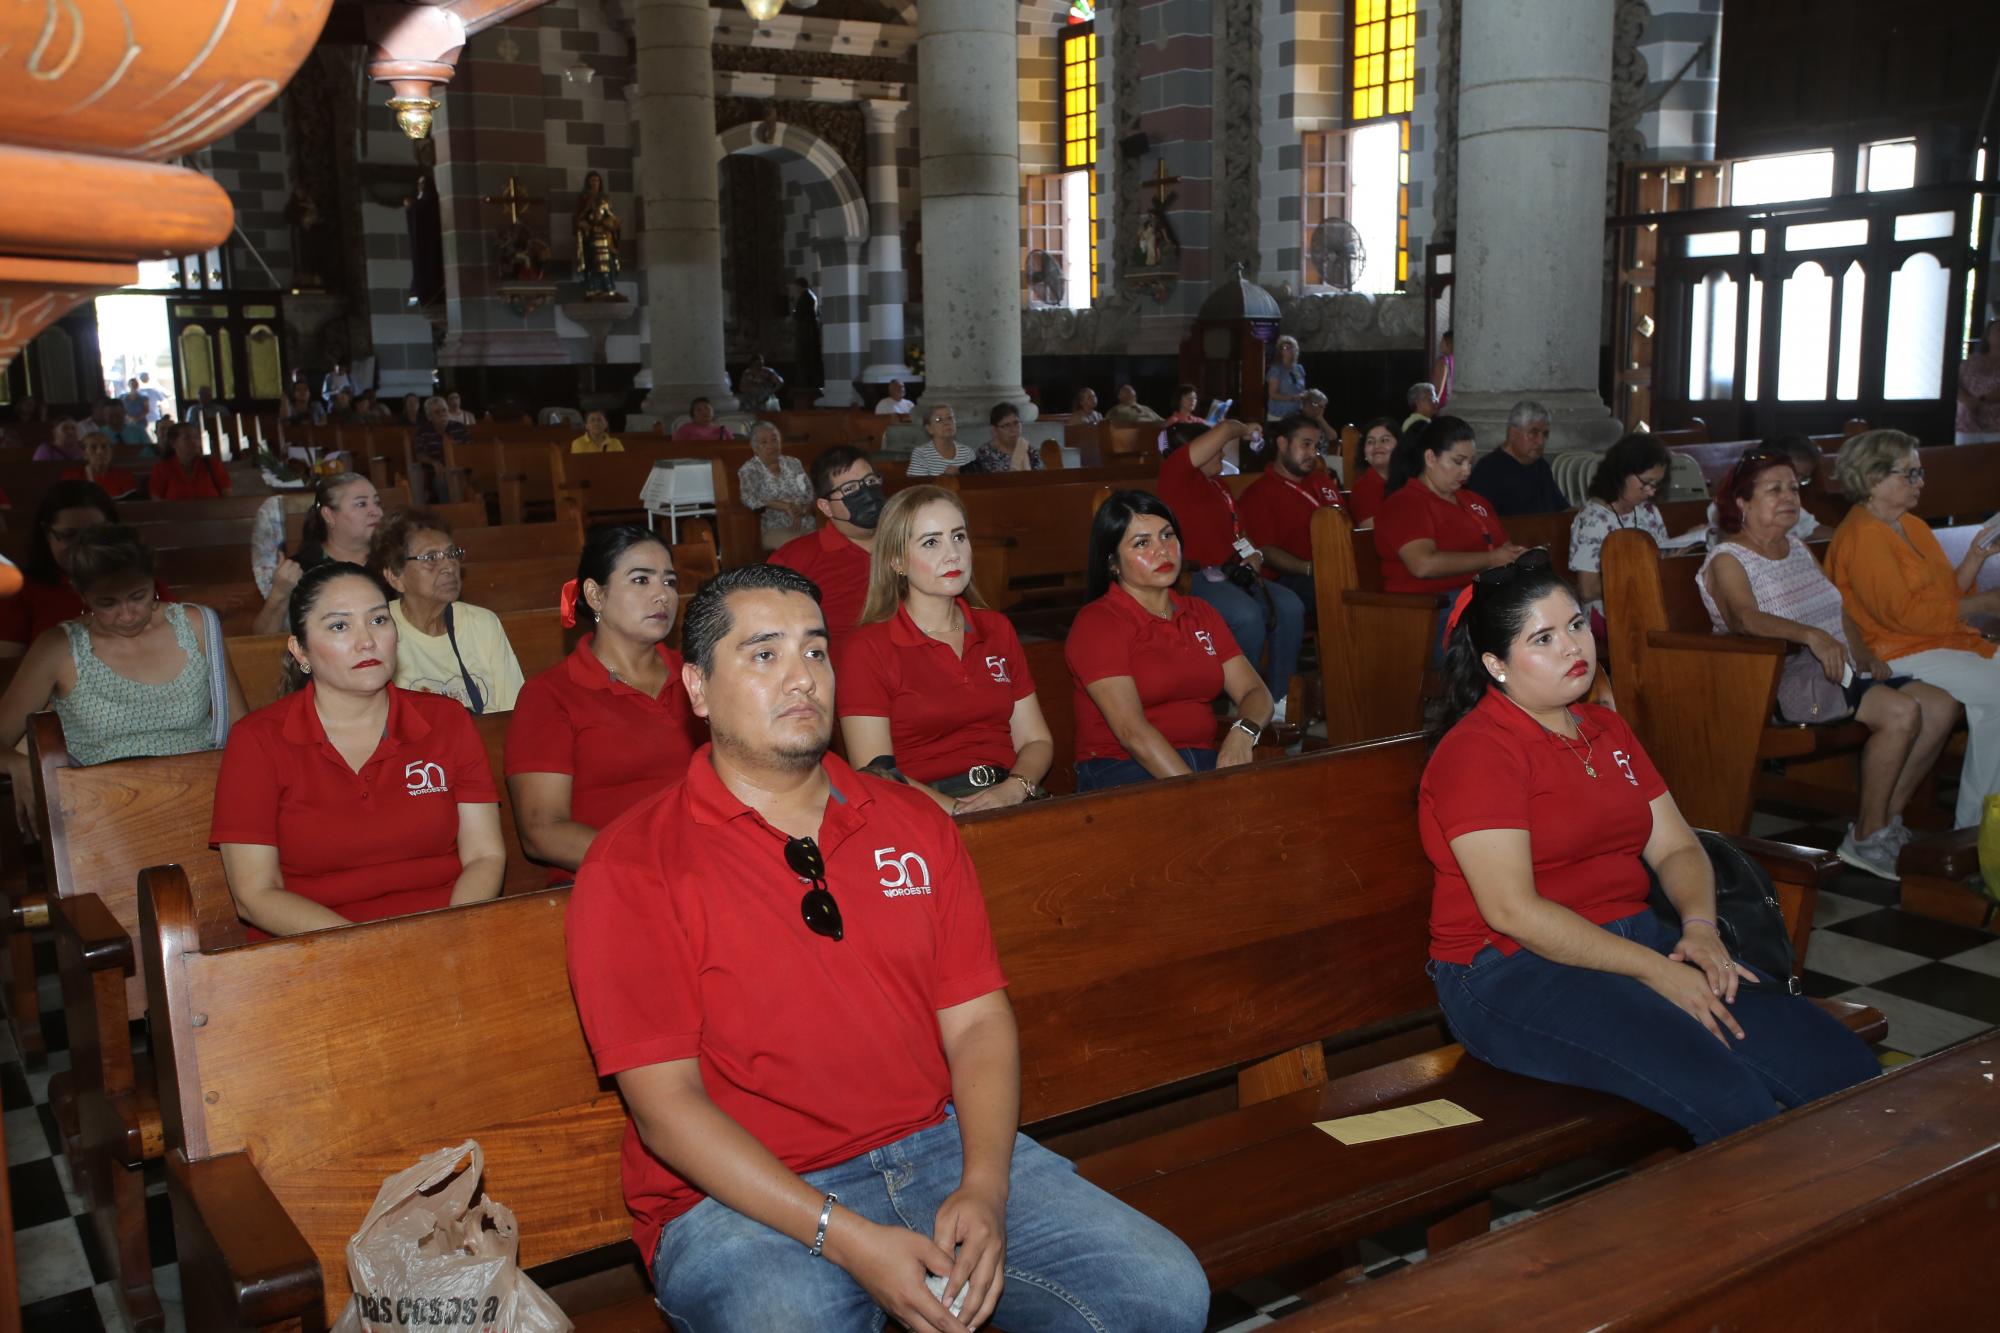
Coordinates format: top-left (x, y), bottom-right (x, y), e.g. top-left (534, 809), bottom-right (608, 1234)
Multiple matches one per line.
top-left (785, 836), bottom-right (844, 942)
top-left (1473, 547), bottom-right (1553, 587)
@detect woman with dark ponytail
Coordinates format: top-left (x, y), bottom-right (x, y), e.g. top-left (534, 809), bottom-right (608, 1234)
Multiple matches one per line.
top-left (1421, 550), bottom-right (1877, 1145)
top-left (213, 561), bottom-right (504, 937)
top-left (250, 473), bottom-right (384, 634)
top-left (505, 525), bottom-right (707, 878)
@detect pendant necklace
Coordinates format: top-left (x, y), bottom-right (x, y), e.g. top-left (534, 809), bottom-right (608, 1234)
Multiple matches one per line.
top-left (1501, 692), bottom-right (1597, 778)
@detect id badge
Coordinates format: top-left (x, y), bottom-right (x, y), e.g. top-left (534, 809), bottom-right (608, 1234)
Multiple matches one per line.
top-left (1232, 537), bottom-right (1258, 562)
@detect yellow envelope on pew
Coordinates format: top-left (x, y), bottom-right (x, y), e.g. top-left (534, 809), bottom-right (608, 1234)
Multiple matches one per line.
top-left (1316, 1099), bottom-right (1481, 1145)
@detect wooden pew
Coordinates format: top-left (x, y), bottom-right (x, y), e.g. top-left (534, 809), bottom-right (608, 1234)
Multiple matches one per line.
top-left (1310, 507), bottom-right (1440, 746)
top-left (1276, 1030), bottom-right (2000, 1331)
top-left (1601, 528), bottom-right (1877, 835)
top-left (149, 502), bottom-right (511, 586)
top-left (27, 708), bottom-right (541, 1329)
top-left (143, 737), bottom-right (1884, 1330)
top-left (1021, 638), bottom-right (1074, 795)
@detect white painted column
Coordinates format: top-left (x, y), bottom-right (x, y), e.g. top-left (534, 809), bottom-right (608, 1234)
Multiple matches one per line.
top-left (635, 0), bottom-right (736, 413)
top-left (1449, 0), bottom-right (1620, 452)
top-left (916, 0), bottom-right (1032, 431)
top-left (860, 98), bottom-right (913, 384)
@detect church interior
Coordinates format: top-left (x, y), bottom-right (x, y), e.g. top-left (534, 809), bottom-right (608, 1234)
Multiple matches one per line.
top-left (3, 0), bottom-right (2000, 1328)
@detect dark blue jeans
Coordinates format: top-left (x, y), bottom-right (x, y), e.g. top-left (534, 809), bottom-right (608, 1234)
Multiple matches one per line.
top-left (1429, 909), bottom-right (1879, 1144)
top-left (1074, 747), bottom-right (1216, 793)
top-left (651, 1112), bottom-right (1208, 1332)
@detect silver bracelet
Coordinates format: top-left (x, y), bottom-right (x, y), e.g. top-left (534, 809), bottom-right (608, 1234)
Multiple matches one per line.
top-left (807, 1191), bottom-right (838, 1259)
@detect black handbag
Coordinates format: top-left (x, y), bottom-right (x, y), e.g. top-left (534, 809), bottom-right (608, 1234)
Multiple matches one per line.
top-left (1645, 830), bottom-right (1801, 996)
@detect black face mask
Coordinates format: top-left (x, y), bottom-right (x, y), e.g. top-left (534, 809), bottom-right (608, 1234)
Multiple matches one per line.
top-left (837, 480), bottom-right (886, 530)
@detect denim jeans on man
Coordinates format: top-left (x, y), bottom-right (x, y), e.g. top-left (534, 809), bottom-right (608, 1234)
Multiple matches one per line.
top-left (651, 1111), bottom-right (1209, 1332)
top-left (1074, 746), bottom-right (1216, 793)
top-left (1184, 569), bottom-right (1304, 711)
top-left (1429, 909), bottom-right (1878, 1144)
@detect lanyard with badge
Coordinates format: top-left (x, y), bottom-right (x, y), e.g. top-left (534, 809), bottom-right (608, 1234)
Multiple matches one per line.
top-left (1200, 471), bottom-right (1261, 572)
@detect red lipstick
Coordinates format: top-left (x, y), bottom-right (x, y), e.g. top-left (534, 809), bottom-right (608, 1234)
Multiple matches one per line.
top-left (355, 658), bottom-right (383, 669)
top-left (1565, 661), bottom-right (1589, 678)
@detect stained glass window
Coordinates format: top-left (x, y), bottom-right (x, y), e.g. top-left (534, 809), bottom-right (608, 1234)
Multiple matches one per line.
top-left (1352, 0), bottom-right (1415, 123)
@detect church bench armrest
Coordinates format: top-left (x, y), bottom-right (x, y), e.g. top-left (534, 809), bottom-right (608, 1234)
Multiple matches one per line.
top-left (1724, 836), bottom-right (1838, 891)
top-left (1900, 827), bottom-right (1980, 881)
top-left (1646, 630), bottom-right (1788, 656)
top-left (168, 1150), bottom-right (322, 1331)
top-left (51, 892), bottom-right (133, 977)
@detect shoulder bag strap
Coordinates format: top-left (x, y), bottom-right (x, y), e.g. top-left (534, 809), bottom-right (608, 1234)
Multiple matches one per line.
top-left (197, 604), bottom-right (231, 748)
top-left (443, 604), bottom-right (486, 714)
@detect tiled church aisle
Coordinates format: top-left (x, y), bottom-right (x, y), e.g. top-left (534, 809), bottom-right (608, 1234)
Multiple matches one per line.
top-left (10, 856), bottom-right (1995, 1332)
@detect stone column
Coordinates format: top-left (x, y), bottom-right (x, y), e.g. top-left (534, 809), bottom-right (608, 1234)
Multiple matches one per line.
top-left (635, 0), bottom-right (736, 413)
top-left (1448, 0), bottom-right (1620, 453)
top-left (814, 237), bottom-right (867, 406)
top-left (859, 99), bottom-right (913, 385)
top-left (917, 0), bottom-right (1032, 434)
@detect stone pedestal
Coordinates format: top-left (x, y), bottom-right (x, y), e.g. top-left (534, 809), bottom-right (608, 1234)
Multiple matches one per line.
top-left (635, 0), bottom-right (736, 414)
top-left (860, 99), bottom-right (913, 384)
top-left (1452, 0), bottom-right (1621, 455)
top-left (560, 298), bottom-right (638, 364)
top-left (915, 0), bottom-right (1031, 426)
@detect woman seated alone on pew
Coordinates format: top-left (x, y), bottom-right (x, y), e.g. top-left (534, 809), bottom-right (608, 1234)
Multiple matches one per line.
top-left (1344, 417), bottom-right (1399, 524)
top-left (1424, 551), bottom-right (1878, 1145)
top-left (0, 481), bottom-right (171, 657)
top-left (250, 473), bottom-right (384, 635)
top-left (506, 525), bottom-right (707, 877)
top-left (370, 509), bottom-right (525, 713)
top-left (1065, 490), bottom-right (1274, 791)
top-left (839, 486), bottom-right (1054, 812)
top-left (1701, 450), bottom-right (1958, 878)
top-left (1374, 417), bottom-right (1524, 593)
top-left (1827, 429), bottom-right (2000, 830)
top-left (213, 562), bottom-right (504, 937)
top-left (0, 527), bottom-right (247, 828)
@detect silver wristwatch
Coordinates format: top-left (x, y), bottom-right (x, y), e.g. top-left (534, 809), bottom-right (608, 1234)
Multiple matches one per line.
top-left (1231, 718), bottom-right (1263, 744)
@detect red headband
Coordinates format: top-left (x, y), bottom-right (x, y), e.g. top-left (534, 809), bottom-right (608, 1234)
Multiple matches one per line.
top-left (559, 578), bottom-right (581, 629)
top-left (1442, 583), bottom-right (1476, 649)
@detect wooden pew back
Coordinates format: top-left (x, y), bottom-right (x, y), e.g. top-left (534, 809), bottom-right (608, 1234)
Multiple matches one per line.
top-left (149, 739), bottom-right (1433, 1325)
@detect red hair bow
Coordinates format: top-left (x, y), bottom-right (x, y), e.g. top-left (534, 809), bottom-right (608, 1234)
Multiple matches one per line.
top-left (1441, 583), bottom-right (1475, 649)
top-left (559, 578), bottom-right (581, 629)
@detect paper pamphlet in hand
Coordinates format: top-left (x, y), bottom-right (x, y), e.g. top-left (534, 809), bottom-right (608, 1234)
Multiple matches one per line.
top-left (1315, 1099), bottom-right (1482, 1145)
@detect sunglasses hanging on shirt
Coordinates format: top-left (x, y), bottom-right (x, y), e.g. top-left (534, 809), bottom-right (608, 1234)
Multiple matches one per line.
top-left (785, 835), bottom-right (845, 942)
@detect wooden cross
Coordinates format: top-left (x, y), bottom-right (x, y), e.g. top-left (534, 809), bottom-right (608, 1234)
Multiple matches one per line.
top-left (1147, 159), bottom-right (1182, 207)
top-left (482, 175), bottom-right (537, 225)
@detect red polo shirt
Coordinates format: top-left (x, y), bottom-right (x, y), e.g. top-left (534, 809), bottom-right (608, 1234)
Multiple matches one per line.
top-left (210, 684), bottom-right (498, 931)
top-left (60, 466), bottom-right (141, 498)
top-left (1065, 584), bottom-right (1235, 762)
top-left (1153, 445), bottom-right (1241, 567)
top-left (770, 523), bottom-right (871, 660)
top-left (148, 454), bottom-right (231, 500)
top-left (1347, 468), bottom-right (1388, 524)
top-left (1372, 482), bottom-right (1506, 594)
top-left (1421, 691), bottom-right (1667, 963)
top-left (838, 601), bottom-right (1035, 782)
top-left (567, 748), bottom-right (1007, 1259)
top-left (0, 576), bottom-right (176, 649)
top-left (1239, 466), bottom-right (1344, 574)
top-left (505, 637), bottom-right (708, 867)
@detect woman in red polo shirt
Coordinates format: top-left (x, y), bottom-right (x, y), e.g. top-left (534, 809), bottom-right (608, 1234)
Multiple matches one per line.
top-left (147, 422), bottom-right (231, 500)
top-left (1345, 417), bottom-right (1399, 523)
top-left (1422, 551), bottom-right (1877, 1144)
top-left (1374, 417), bottom-right (1524, 593)
top-left (506, 526), bottom-right (707, 877)
top-left (1065, 490), bottom-right (1274, 791)
top-left (212, 563), bottom-right (505, 935)
top-left (839, 486), bottom-right (1053, 813)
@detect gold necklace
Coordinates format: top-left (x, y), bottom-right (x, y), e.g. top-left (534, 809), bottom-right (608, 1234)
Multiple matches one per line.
top-left (1501, 694), bottom-right (1597, 778)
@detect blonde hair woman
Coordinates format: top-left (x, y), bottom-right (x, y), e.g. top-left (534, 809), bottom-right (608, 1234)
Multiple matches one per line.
top-left (838, 485), bottom-right (1053, 813)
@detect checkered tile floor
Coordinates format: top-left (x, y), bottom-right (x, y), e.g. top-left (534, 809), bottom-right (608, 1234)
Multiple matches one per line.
top-left (8, 836), bottom-right (1993, 1332)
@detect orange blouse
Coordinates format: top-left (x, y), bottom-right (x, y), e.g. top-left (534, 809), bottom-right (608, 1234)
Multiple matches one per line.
top-left (1825, 508), bottom-right (1994, 661)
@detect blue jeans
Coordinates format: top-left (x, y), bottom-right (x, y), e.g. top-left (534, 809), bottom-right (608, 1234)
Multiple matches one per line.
top-left (1074, 747), bottom-right (1216, 792)
top-left (1429, 909), bottom-right (1879, 1145)
top-left (1185, 571), bottom-right (1305, 710)
top-left (651, 1112), bottom-right (1208, 1332)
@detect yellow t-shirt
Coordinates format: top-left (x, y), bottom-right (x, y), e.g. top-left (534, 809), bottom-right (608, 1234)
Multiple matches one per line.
top-left (389, 600), bottom-right (527, 711)
top-left (570, 434), bottom-right (625, 454)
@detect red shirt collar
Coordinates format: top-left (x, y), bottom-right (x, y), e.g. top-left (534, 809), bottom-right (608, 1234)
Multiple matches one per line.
top-left (278, 681), bottom-right (433, 748)
top-left (1103, 581), bottom-right (1193, 627)
top-left (884, 597), bottom-right (989, 650)
top-left (814, 522), bottom-right (866, 557)
top-left (564, 634), bottom-right (680, 695)
top-left (1473, 688), bottom-right (1612, 745)
top-left (682, 743), bottom-right (879, 832)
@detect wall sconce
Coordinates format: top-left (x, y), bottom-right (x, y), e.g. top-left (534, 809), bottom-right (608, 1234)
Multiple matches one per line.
top-left (741, 0), bottom-right (784, 19)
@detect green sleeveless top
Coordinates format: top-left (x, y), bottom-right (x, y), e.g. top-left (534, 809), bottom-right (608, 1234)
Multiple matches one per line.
top-left (53, 603), bottom-right (216, 765)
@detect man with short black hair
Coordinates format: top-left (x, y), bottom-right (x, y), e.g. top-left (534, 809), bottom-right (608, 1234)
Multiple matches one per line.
top-left (1467, 399), bottom-right (1569, 516)
top-left (1239, 414), bottom-right (1342, 617)
top-left (769, 446), bottom-right (882, 661)
top-left (568, 565), bottom-right (1207, 1333)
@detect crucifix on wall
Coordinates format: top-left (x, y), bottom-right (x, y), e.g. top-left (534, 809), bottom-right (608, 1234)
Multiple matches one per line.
top-left (484, 175), bottom-right (551, 287)
top-left (1133, 158), bottom-right (1182, 275)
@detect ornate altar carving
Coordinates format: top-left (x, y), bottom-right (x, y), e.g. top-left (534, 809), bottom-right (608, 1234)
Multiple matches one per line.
top-left (1213, 0), bottom-right (1262, 279)
top-left (1432, 0), bottom-right (1461, 243)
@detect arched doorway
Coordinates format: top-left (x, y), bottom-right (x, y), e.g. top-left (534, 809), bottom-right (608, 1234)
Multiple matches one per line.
top-left (716, 120), bottom-right (869, 406)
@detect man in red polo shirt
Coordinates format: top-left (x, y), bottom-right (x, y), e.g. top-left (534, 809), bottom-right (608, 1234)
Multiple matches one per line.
top-left (1238, 413), bottom-right (1340, 618)
top-left (769, 444), bottom-right (880, 662)
top-left (566, 564), bottom-right (1206, 1333)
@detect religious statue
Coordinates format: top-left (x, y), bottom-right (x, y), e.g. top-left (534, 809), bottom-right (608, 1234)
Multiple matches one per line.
top-left (573, 171), bottom-right (622, 300)
top-left (285, 185), bottom-right (338, 290)
top-left (403, 172), bottom-right (445, 308)
top-left (793, 276), bottom-right (823, 396)
top-left (498, 222), bottom-right (550, 282)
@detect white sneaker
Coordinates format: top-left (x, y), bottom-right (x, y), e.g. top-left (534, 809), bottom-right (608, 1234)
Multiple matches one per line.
top-left (1836, 824), bottom-right (1900, 882)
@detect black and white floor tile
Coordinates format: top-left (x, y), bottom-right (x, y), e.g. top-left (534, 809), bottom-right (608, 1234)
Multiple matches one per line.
top-left (7, 848), bottom-right (1993, 1332)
